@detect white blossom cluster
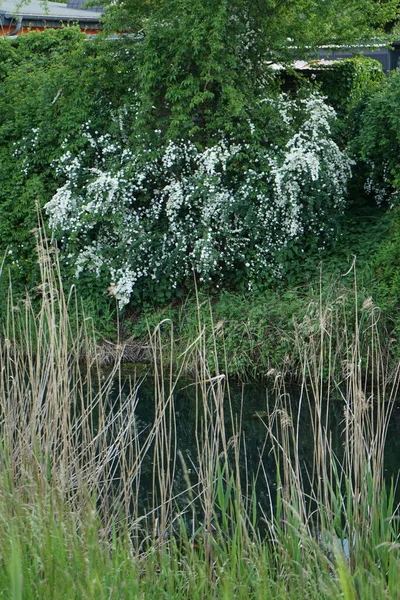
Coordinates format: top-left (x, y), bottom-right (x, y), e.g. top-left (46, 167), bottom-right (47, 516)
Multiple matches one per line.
top-left (45, 93), bottom-right (353, 309)
top-left (13, 127), bottom-right (41, 176)
top-left (364, 160), bottom-right (396, 207)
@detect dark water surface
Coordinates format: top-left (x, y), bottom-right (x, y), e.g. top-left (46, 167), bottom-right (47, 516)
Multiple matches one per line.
top-left (106, 369), bottom-right (400, 521)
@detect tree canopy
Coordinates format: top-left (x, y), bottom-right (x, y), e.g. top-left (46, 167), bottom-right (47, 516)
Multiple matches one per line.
top-left (104, 0), bottom-right (399, 48)
top-left (100, 0), bottom-right (399, 140)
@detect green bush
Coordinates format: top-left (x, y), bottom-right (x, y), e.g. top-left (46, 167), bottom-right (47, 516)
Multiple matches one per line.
top-left (373, 209), bottom-right (400, 310)
top-left (44, 92), bottom-right (353, 308)
top-left (0, 30), bottom-right (392, 322)
top-left (352, 68), bottom-right (400, 204)
top-left (316, 56), bottom-right (385, 118)
top-left (0, 30), bottom-right (141, 300)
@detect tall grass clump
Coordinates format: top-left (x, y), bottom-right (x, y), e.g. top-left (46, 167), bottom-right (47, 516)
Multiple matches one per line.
top-left (0, 237), bottom-right (398, 598)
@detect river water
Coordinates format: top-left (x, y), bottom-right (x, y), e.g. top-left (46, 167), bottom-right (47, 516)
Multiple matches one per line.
top-left (105, 370), bottom-right (400, 523)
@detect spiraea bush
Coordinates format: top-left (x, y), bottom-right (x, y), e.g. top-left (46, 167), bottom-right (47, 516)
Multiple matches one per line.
top-left (0, 28), bottom-right (396, 341)
top-left (44, 92), bottom-right (353, 307)
top-left (0, 29), bottom-right (359, 311)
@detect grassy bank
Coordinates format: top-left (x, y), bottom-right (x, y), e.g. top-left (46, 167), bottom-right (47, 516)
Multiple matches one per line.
top-left (95, 203), bottom-right (398, 380)
top-left (2, 193), bottom-right (398, 382)
top-left (0, 243), bottom-right (399, 598)
top-left (121, 268), bottom-right (397, 381)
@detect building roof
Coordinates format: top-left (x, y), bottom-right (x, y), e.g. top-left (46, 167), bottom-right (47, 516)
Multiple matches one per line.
top-left (0, 0), bottom-right (103, 34)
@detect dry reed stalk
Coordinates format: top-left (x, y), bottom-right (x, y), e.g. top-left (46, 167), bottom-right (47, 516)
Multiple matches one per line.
top-left (0, 232), bottom-right (398, 589)
top-left (262, 262), bottom-right (400, 570)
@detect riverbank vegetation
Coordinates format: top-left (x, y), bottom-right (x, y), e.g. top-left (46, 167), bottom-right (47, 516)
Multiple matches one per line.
top-left (0, 242), bottom-right (398, 598)
top-left (0, 20), bottom-right (400, 377)
top-left (1, 1), bottom-right (400, 592)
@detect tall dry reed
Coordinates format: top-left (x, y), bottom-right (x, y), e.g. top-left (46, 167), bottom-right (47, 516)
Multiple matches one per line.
top-left (0, 236), bottom-right (398, 598)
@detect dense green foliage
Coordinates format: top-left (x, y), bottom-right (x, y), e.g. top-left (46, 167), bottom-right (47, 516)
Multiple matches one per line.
top-left (101, 0), bottom-right (398, 141)
top-left (105, 0), bottom-right (399, 60)
top-left (354, 68), bottom-right (400, 200)
top-left (0, 7), bottom-right (399, 359)
top-left (0, 30), bottom-right (388, 310)
top-left (316, 56), bottom-right (386, 117)
top-left (373, 209), bottom-right (400, 316)
top-left (348, 68), bottom-right (400, 319)
top-left (0, 30), bottom-right (139, 300)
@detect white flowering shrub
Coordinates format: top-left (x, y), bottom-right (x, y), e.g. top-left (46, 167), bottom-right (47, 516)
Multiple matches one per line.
top-left (45, 93), bottom-right (353, 309)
